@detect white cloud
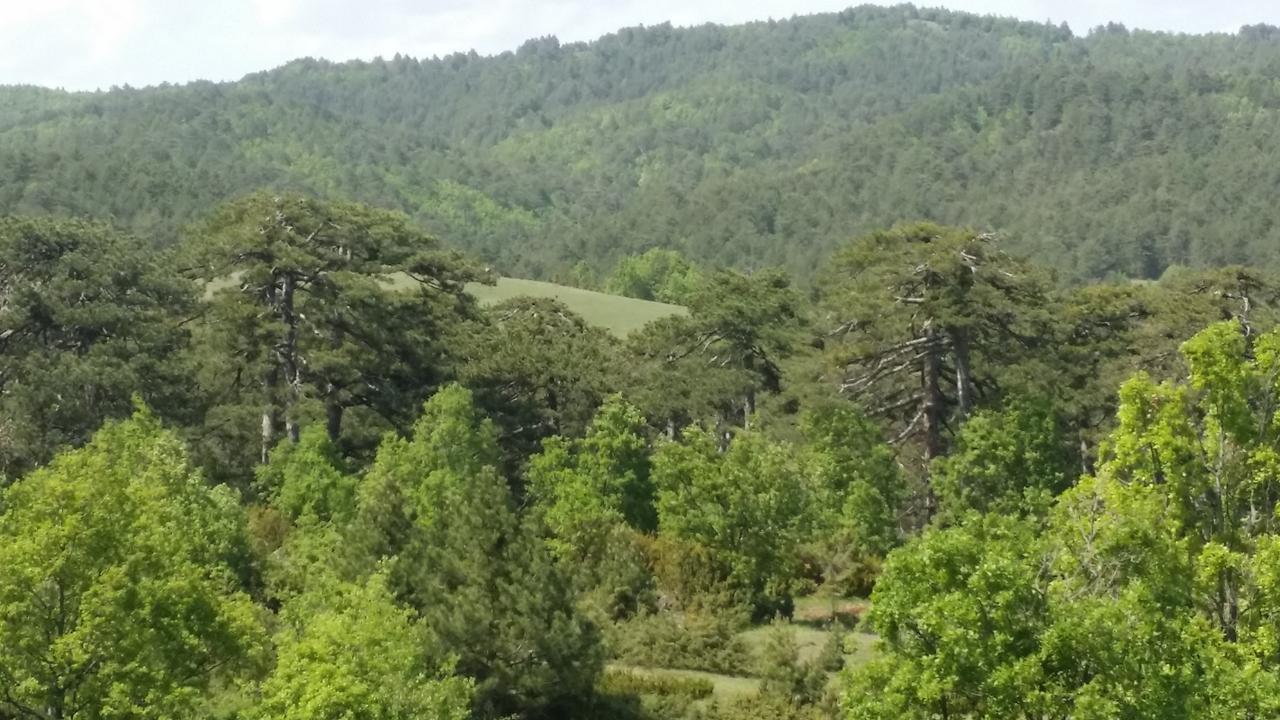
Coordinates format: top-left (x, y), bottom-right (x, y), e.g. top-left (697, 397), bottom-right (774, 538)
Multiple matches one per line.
top-left (83, 0), bottom-right (145, 60)
top-left (253, 0), bottom-right (304, 26)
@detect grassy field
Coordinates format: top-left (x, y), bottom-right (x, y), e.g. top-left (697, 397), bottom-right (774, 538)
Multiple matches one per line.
top-left (614, 594), bottom-right (879, 709)
top-left (210, 274), bottom-right (685, 337)
top-left (464, 277), bottom-right (686, 337)
top-left (611, 626), bottom-right (879, 707)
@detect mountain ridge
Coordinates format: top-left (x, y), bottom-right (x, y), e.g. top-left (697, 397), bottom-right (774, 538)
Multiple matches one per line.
top-left (4, 4), bottom-right (1280, 281)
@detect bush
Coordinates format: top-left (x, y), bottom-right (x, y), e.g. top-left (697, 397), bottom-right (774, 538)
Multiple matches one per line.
top-left (576, 525), bottom-right (658, 623)
top-left (701, 692), bottom-right (826, 720)
top-left (649, 535), bottom-right (731, 610)
top-left (593, 668), bottom-right (713, 720)
top-left (599, 668), bottom-right (714, 699)
top-left (754, 621), bottom-right (827, 706)
top-left (796, 540), bottom-right (883, 598)
top-left (813, 631), bottom-right (845, 673)
top-left (609, 609), bottom-right (751, 675)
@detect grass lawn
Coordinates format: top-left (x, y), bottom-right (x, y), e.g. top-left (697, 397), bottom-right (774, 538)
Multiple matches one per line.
top-left (843, 631), bottom-right (881, 671)
top-left (616, 593), bottom-right (880, 708)
top-left (210, 273), bottom-right (685, 338)
top-left (464, 277), bottom-right (686, 336)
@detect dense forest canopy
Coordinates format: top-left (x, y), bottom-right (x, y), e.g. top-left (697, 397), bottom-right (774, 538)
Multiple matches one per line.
top-left (4, 188), bottom-right (1280, 718)
top-left (9, 5), bottom-right (1280, 719)
top-left (4, 5), bottom-right (1280, 282)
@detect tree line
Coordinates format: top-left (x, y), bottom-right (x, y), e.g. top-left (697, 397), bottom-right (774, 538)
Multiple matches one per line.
top-left (5, 5), bottom-right (1280, 283)
top-left (3, 195), bottom-right (1280, 719)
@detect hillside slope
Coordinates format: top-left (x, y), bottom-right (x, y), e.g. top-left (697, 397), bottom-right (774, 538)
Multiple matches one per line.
top-left (4, 5), bottom-right (1280, 280)
top-left (465, 277), bottom-right (686, 336)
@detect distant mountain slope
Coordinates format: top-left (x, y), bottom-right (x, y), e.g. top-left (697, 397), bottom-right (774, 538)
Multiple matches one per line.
top-left (4, 5), bottom-right (1280, 281)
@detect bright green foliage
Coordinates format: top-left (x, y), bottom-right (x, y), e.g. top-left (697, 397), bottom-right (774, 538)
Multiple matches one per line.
top-left (254, 574), bottom-right (473, 720)
top-left (1088, 320), bottom-right (1280, 646)
top-left (849, 506), bottom-right (1264, 719)
top-left (803, 403), bottom-right (904, 557)
top-left (606, 249), bottom-right (704, 304)
top-left (526, 398), bottom-right (659, 618)
top-left (846, 321), bottom-right (1280, 719)
top-left (1049, 475), bottom-right (1193, 607)
top-left (352, 383), bottom-right (509, 573)
top-left (933, 398), bottom-right (1075, 522)
top-left (0, 409), bottom-right (264, 719)
top-left (1043, 474), bottom-right (1280, 718)
top-left (653, 428), bottom-right (815, 612)
top-left (257, 426), bottom-right (357, 523)
top-left (846, 515), bottom-right (1047, 719)
top-left (0, 217), bottom-right (195, 477)
top-left (352, 385), bottom-right (603, 719)
top-left (257, 515), bottom-right (353, 608)
top-left (529, 395), bottom-right (656, 550)
top-left (1104, 321), bottom-right (1280, 544)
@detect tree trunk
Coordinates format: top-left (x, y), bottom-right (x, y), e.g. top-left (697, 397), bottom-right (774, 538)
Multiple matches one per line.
top-left (1079, 435), bottom-right (1094, 477)
top-left (261, 278), bottom-right (280, 464)
top-left (325, 389), bottom-right (344, 444)
top-left (279, 272), bottom-right (301, 444)
top-left (323, 315), bottom-right (344, 442)
top-left (1220, 570), bottom-right (1239, 642)
top-left (260, 381), bottom-right (276, 464)
top-left (950, 325), bottom-right (974, 419)
top-left (921, 325), bottom-right (945, 518)
top-left (921, 326), bottom-right (945, 463)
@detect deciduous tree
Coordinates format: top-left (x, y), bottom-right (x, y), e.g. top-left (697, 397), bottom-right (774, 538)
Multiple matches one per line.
top-left (0, 409), bottom-right (264, 720)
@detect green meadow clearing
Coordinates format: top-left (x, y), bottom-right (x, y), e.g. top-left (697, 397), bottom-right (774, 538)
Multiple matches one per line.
top-left (465, 277), bottom-right (686, 336)
top-left (210, 274), bottom-right (685, 337)
top-left (611, 595), bottom-right (878, 708)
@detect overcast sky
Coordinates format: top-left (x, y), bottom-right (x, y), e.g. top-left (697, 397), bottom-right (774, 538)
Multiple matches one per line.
top-left (2, 0), bottom-right (1278, 91)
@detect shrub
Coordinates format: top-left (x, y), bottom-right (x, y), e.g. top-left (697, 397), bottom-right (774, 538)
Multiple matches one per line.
top-left (649, 535), bottom-right (730, 610)
top-left (576, 524), bottom-right (658, 623)
top-left (599, 668), bottom-right (714, 699)
top-left (609, 609), bottom-right (751, 675)
top-left (754, 621), bottom-right (827, 706)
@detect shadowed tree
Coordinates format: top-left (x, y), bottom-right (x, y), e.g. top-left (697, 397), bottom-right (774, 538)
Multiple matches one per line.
top-left (820, 223), bottom-right (1053, 502)
top-left (457, 297), bottom-right (621, 482)
top-left (187, 192), bottom-right (489, 477)
top-left (0, 217), bottom-right (194, 477)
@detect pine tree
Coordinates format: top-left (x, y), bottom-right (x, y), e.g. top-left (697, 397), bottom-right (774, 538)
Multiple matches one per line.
top-left (351, 385), bottom-right (604, 719)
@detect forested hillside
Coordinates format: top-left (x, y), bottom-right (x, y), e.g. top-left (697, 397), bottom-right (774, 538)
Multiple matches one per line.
top-left (5, 5), bottom-right (1280, 281)
top-left (5, 191), bottom-right (1280, 718)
